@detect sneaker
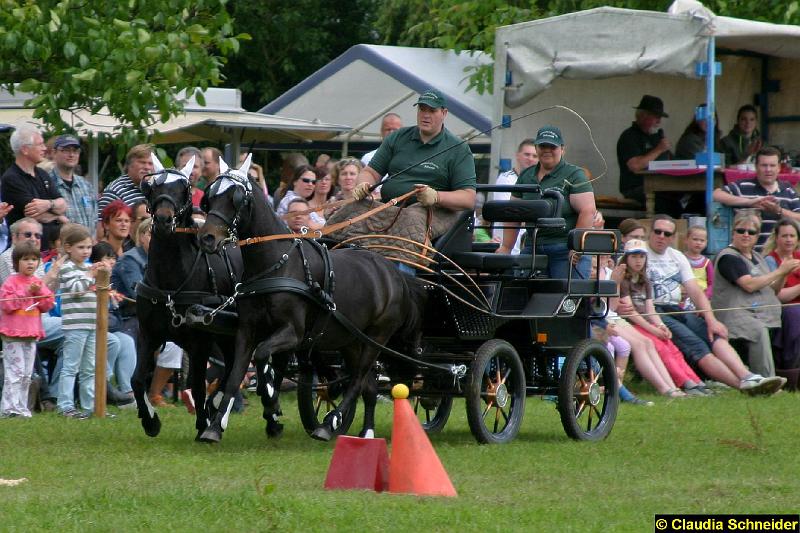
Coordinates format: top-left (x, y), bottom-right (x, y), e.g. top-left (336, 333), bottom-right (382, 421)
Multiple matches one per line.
top-left (623, 397), bottom-right (655, 406)
top-left (684, 386), bottom-right (710, 397)
top-left (705, 380), bottom-right (732, 391)
top-left (740, 375), bottom-right (787, 396)
top-left (117, 395), bottom-right (137, 410)
top-left (60, 409), bottom-right (90, 420)
top-left (149, 394), bottom-right (174, 408)
top-left (0, 412), bottom-right (19, 419)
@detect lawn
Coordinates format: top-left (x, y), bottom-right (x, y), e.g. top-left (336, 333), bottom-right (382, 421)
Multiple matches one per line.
top-left (1, 389), bottom-right (798, 532)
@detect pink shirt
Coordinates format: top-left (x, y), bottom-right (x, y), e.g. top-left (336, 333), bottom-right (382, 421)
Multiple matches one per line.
top-left (0, 273), bottom-right (55, 340)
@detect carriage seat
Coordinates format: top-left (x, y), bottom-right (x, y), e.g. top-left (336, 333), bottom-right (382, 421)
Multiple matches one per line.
top-left (450, 251), bottom-right (548, 272)
top-left (526, 278), bottom-right (618, 296)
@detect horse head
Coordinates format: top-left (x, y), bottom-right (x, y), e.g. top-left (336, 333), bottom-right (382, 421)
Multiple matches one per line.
top-left (141, 153), bottom-right (195, 233)
top-left (198, 154), bottom-right (253, 253)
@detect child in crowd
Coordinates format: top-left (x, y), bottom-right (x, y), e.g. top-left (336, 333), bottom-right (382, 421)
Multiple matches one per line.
top-left (0, 242), bottom-right (55, 418)
top-left (618, 239), bottom-right (713, 396)
top-left (682, 225), bottom-right (713, 309)
top-left (56, 224), bottom-right (103, 418)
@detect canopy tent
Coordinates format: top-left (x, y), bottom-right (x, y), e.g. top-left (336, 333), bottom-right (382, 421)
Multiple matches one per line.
top-left (260, 44), bottom-right (493, 153)
top-left (0, 88), bottom-right (348, 191)
top-left (491, 1), bottom-right (800, 199)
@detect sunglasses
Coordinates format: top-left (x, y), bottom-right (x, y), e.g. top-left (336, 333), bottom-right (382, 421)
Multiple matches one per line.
top-left (652, 229), bottom-right (674, 237)
top-left (300, 178), bottom-right (317, 184)
top-left (18, 231), bottom-right (42, 239)
top-left (734, 228), bottom-right (758, 235)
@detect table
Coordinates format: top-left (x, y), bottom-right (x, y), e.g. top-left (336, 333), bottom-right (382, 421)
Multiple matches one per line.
top-left (643, 170), bottom-right (722, 218)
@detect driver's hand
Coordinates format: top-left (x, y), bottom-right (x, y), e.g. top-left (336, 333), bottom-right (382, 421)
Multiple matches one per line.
top-left (353, 182), bottom-right (371, 201)
top-left (414, 184), bottom-right (439, 207)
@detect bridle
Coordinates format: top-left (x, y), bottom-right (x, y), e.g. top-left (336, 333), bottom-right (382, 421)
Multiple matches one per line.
top-left (202, 171), bottom-right (254, 243)
top-left (142, 168), bottom-right (194, 233)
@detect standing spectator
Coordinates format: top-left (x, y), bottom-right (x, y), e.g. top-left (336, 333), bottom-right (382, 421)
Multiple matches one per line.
top-left (315, 154), bottom-right (331, 170)
top-left (682, 225), bottom-right (714, 306)
top-left (200, 147), bottom-right (223, 190)
top-left (361, 113), bottom-right (403, 168)
top-left (50, 134), bottom-right (97, 232)
top-left (496, 126), bottom-right (596, 279)
top-left (0, 242), bottom-right (55, 417)
top-left (99, 200), bottom-right (134, 258)
top-left (711, 212), bottom-right (799, 378)
top-left (56, 224), bottom-right (101, 418)
top-left (721, 105), bottom-right (762, 166)
top-left (617, 95), bottom-right (672, 205)
top-left (492, 138), bottom-right (539, 253)
top-left (764, 219), bottom-right (800, 377)
top-left (176, 147), bottom-right (204, 208)
top-left (96, 144), bottom-right (152, 238)
top-left (712, 146), bottom-right (800, 246)
top-left (2, 125), bottom-right (68, 252)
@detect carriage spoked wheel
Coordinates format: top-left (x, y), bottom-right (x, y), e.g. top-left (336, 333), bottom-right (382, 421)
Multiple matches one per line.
top-left (557, 339), bottom-right (619, 441)
top-left (297, 366), bottom-right (356, 437)
top-left (465, 339), bottom-right (526, 444)
top-left (412, 394), bottom-right (453, 434)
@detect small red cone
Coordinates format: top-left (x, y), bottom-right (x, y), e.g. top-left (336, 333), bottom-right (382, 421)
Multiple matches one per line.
top-left (388, 384), bottom-right (457, 497)
top-left (323, 436), bottom-right (389, 492)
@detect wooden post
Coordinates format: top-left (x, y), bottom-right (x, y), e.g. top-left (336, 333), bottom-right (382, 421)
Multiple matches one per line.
top-left (94, 268), bottom-right (110, 418)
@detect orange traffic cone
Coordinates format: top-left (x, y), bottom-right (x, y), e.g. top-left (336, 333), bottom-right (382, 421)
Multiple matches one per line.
top-left (324, 436), bottom-right (389, 492)
top-left (388, 384), bottom-right (457, 497)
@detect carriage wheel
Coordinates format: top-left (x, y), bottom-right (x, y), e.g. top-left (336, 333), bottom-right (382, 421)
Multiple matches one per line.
top-left (297, 366), bottom-right (355, 436)
top-left (465, 339), bottom-right (526, 444)
top-left (558, 339), bottom-right (619, 441)
top-left (413, 395), bottom-right (452, 434)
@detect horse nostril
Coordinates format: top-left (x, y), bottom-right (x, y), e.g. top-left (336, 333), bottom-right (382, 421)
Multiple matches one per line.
top-left (200, 233), bottom-right (216, 247)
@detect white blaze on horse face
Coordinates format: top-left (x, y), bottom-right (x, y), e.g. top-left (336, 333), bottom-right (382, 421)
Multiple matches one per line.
top-left (179, 155), bottom-right (195, 180)
top-left (150, 152), bottom-right (165, 173)
top-left (220, 398), bottom-right (235, 430)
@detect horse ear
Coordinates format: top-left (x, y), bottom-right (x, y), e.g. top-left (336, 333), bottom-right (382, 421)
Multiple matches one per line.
top-left (150, 152), bottom-right (164, 173)
top-left (238, 153), bottom-right (253, 179)
top-left (179, 155), bottom-right (195, 179)
top-left (219, 157), bottom-right (229, 175)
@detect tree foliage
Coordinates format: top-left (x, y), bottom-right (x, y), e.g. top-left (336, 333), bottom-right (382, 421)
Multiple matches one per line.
top-left (0, 0), bottom-right (247, 144)
top-left (222, 0), bottom-right (378, 111)
top-left (374, 0), bottom-right (800, 94)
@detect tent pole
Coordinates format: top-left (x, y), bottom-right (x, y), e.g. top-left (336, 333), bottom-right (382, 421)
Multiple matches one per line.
top-left (231, 128), bottom-right (242, 165)
top-left (705, 36), bottom-right (716, 223)
top-left (90, 134), bottom-right (100, 193)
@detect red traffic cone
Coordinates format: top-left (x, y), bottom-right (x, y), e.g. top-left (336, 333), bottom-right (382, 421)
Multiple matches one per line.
top-left (388, 384), bottom-right (457, 497)
top-left (324, 436), bottom-right (389, 492)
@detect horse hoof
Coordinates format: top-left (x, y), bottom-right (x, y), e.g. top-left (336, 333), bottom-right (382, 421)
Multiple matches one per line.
top-left (311, 426), bottom-right (333, 442)
top-left (359, 428), bottom-right (375, 439)
top-left (266, 421), bottom-right (284, 439)
top-left (142, 415), bottom-right (161, 438)
top-left (198, 428), bottom-right (222, 443)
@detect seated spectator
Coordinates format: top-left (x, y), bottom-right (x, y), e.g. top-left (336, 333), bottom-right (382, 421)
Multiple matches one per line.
top-left (638, 214), bottom-right (786, 394)
top-left (712, 212), bottom-right (800, 377)
top-left (618, 218), bottom-right (647, 244)
top-left (618, 239), bottom-right (712, 395)
top-left (764, 219), bottom-right (800, 374)
top-left (675, 104), bottom-right (721, 160)
top-left (99, 200), bottom-right (134, 258)
top-left (682, 225), bottom-right (713, 308)
top-left (721, 105), bottom-right (762, 166)
top-left (274, 153), bottom-right (310, 210)
top-left (276, 165), bottom-right (320, 227)
top-left (712, 146), bottom-right (800, 246)
top-left (491, 138), bottom-right (539, 253)
top-left (332, 158), bottom-right (363, 202)
top-left (130, 200), bottom-right (150, 243)
top-left (285, 198), bottom-right (312, 233)
top-left (307, 168), bottom-right (334, 226)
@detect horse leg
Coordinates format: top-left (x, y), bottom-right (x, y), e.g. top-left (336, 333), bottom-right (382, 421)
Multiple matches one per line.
top-left (132, 331), bottom-right (165, 438)
top-left (187, 346), bottom-right (209, 440)
top-left (359, 365), bottom-right (378, 439)
top-left (254, 344), bottom-right (289, 438)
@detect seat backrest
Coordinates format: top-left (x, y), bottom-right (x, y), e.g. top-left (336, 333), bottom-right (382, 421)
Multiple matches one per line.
top-left (567, 228), bottom-right (621, 254)
top-left (432, 209), bottom-right (474, 256)
top-left (482, 199), bottom-right (556, 223)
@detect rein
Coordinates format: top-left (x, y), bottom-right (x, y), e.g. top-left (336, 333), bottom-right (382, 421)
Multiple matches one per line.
top-left (237, 189), bottom-right (418, 247)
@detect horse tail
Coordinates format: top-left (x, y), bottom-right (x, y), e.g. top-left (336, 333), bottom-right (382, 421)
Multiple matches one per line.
top-left (398, 275), bottom-right (428, 351)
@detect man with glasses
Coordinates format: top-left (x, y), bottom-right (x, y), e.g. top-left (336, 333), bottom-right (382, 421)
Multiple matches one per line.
top-left (50, 135), bottom-right (97, 232)
top-left (713, 146), bottom-right (800, 246)
top-left (642, 213), bottom-right (786, 395)
top-left (2, 125), bottom-right (67, 252)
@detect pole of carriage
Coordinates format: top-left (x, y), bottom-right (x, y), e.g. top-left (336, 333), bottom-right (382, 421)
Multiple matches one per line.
top-left (94, 268), bottom-right (110, 417)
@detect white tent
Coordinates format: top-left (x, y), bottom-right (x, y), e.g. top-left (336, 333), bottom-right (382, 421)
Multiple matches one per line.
top-left (492, 1), bottom-right (800, 197)
top-left (260, 44), bottom-right (493, 152)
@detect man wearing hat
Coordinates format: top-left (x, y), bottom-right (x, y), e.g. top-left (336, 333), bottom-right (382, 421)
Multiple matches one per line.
top-left (496, 125), bottom-right (596, 279)
top-left (617, 95), bottom-right (673, 205)
top-left (354, 88), bottom-right (476, 211)
top-left (51, 135), bottom-right (97, 232)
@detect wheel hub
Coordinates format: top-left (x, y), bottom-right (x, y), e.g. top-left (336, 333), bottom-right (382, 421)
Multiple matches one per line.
top-left (494, 383), bottom-right (509, 408)
top-left (587, 382), bottom-right (601, 406)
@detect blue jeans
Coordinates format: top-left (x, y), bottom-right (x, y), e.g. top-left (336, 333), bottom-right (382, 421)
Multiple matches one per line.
top-left (37, 315), bottom-right (64, 400)
top-left (107, 332), bottom-right (135, 394)
top-left (523, 242), bottom-right (591, 279)
top-left (57, 329), bottom-right (96, 412)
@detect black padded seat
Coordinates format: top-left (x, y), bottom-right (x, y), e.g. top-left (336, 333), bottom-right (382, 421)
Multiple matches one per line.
top-left (450, 252), bottom-right (547, 271)
top-left (527, 278), bottom-right (618, 296)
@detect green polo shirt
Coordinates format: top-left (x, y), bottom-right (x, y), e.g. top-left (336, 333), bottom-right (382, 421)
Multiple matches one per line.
top-left (512, 159), bottom-right (593, 245)
top-left (369, 125), bottom-right (476, 203)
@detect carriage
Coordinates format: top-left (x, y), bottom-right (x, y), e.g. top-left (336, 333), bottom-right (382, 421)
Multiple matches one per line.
top-left (287, 183), bottom-right (621, 444)
top-left (138, 158), bottom-right (620, 445)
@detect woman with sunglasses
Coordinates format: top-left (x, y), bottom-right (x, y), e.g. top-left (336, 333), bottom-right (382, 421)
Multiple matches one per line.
top-left (276, 165), bottom-right (323, 230)
top-left (307, 168), bottom-right (334, 225)
top-left (711, 212), bottom-right (800, 378)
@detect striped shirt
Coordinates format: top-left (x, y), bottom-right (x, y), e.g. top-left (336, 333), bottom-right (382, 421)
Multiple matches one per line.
top-left (721, 179), bottom-right (800, 246)
top-left (97, 175), bottom-right (145, 221)
top-left (51, 169), bottom-right (98, 231)
top-left (58, 259), bottom-right (95, 330)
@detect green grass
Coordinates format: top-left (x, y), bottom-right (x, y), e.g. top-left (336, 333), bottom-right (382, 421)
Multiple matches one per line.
top-left (1, 389), bottom-right (798, 532)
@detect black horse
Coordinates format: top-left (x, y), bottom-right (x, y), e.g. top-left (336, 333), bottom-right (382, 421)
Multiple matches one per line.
top-left (197, 161), bottom-right (427, 443)
top-left (130, 155), bottom-right (244, 440)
